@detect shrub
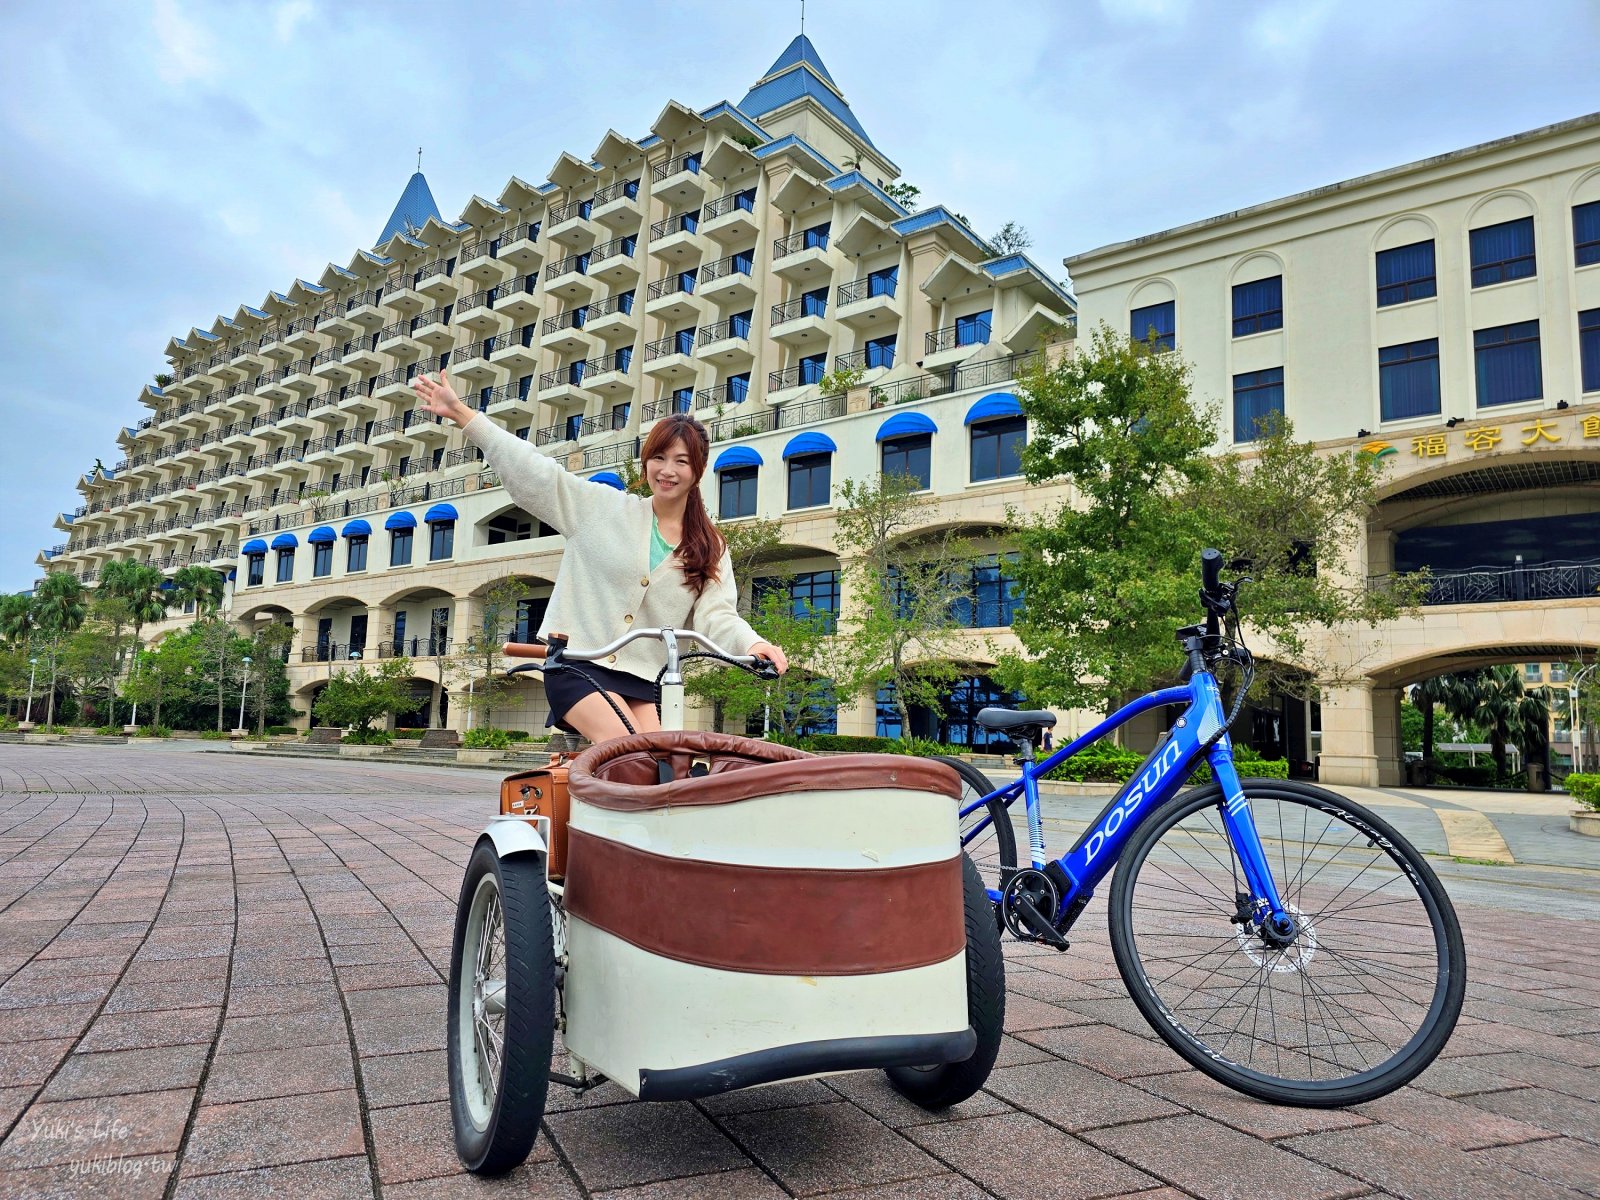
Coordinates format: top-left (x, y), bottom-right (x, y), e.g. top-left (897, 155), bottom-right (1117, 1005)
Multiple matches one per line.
top-left (1565, 773), bottom-right (1600, 810)
top-left (463, 727), bottom-right (512, 750)
top-left (393, 728), bottom-right (426, 740)
top-left (264, 725), bottom-right (299, 737)
top-left (137, 724), bottom-right (172, 738)
top-left (342, 728), bottom-right (393, 745)
top-left (1187, 751), bottom-right (1290, 785)
top-left (0, 715), bottom-right (18, 731)
top-left (95, 725), bottom-right (121, 737)
top-left (198, 729), bottom-right (229, 740)
top-left (1045, 742), bottom-right (1146, 783)
top-left (1432, 763), bottom-right (1496, 788)
top-left (505, 730), bottom-right (531, 741)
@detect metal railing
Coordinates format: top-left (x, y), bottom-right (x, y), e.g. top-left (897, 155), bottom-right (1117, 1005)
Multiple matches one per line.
top-left (539, 360), bottom-right (600, 391)
top-left (694, 381), bottom-right (750, 410)
top-left (541, 306), bottom-right (591, 336)
top-left (376, 637), bottom-right (451, 659)
top-left (697, 318), bottom-right (751, 346)
top-left (646, 273), bottom-right (695, 301)
top-left (587, 291), bottom-right (636, 320)
top-left (652, 154), bottom-right (701, 182)
top-left (649, 212), bottom-right (700, 240)
top-left (1369, 560), bottom-right (1600, 606)
top-left (703, 189), bottom-right (756, 221)
top-left (704, 407), bottom-right (780, 443)
top-left (773, 229), bottom-right (828, 259)
top-left (837, 276), bottom-right (897, 305)
top-left (926, 322), bottom-right (991, 355)
top-left (582, 437), bottom-right (641, 469)
top-left (548, 197), bottom-right (593, 225)
top-left (591, 235), bottom-right (637, 264)
top-left (644, 334), bottom-right (695, 362)
top-left (548, 251), bottom-right (591, 279)
top-left (771, 296), bottom-right (825, 325)
top-left (766, 363), bottom-right (825, 393)
top-left (533, 424), bottom-right (566, 447)
top-left (642, 395), bottom-right (692, 422)
top-left (594, 178), bottom-right (640, 205)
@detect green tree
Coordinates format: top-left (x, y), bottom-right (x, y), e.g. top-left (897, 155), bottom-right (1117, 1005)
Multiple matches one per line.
top-left (834, 472), bottom-right (972, 739)
top-left (455, 579), bottom-right (527, 731)
top-left (313, 657), bottom-right (423, 741)
top-left (249, 622), bottom-right (296, 732)
top-left (60, 614), bottom-right (127, 726)
top-left (170, 565), bottom-right (225, 621)
top-left (1453, 666), bottom-right (1551, 782)
top-left (98, 561), bottom-right (172, 725)
top-left (882, 180), bottom-right (922, 209)
top-left (33, 573), bottom-right (87, 725)
top-left (121, 636), bottom-right (197, 729)
top-left (987, 221), bottom-right (1033, 256)
top-left (0, 592), bottom-right (37, 649)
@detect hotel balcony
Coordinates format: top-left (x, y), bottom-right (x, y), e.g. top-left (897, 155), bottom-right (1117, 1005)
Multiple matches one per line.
top-left (771, 229), bottom-right (832, 281)
top-left (370, 366), bottom-right (420, 403)
top-left (274, 399), bottom-right (316, 436)
top-left (367, 412), bottom-right (423, 451)
top-left (577, 408), bottom-right (632, 440)
top-left (702, 189), bottom-right (759, 244)
top-left (492, 275), bottom-right (540, 322)
top-left (256, 366), bottom-right (296, 402)
top-left (765, 363), bottom-right (823, 404)
top-left (695, 317), bottom-right (754, 366)
top-left (923, 322), bottom-right (989, 370)
top-left (547, 198), bottom-right (597, 248)
top-left (341, 337), bottom-right (387, 377)
top-left (590, 235), bottom-right (640, 285)
top-left (310, 344), bottom-right (358, 385)
top-left (381, 276), bottom-right (427, 318)
top-left (306, 390), bottom-right (341, 420)
top-left (699, 253), bottom-right (757, 304)
top-left (489, 324), bottom-right (541, 375)
top-left (483, 385), bottom-right (532, 418)
top-left (213, 353), bottom-right (253, 383)
top-left (376, 320), bottom-right (424, 359)
top-left (283, 318), bottom-right (325, 357)
top-left (642, 335), bottom-right (696, 381)
top-left (413, 257), bottom-right (458, 304)
top-left (541, 306), bottom-right (597, 356)
top-left (651, 152), bottom-right (706, 206)
top-left (314, 305), bottom-right (359, 341)
top-left (245, 448), bottom-right (295, 480)
top-left (282, 358), bottom-right (319, 396)
top-left (693, 380), bottom-right (752, 413)
top-left (585, 291), bottom-right (637, 339)
top-left (546, 251), bottom-right (598, 301)
top-left (831, 347), bottom-right (893, 378)
top-left (301, 435), bottom-right (345, 467)
top-left (538, 362), bottom-right (597, 408)
top-left (584, 353), bottom-right (635, 398)
top-left (230, 338), bottom-right (269, 373)
top-left (345, 288), bottom-right (389, 329)
top-left (836, 276), bottom-right (899, 328)
top-left (592, 178), bottom-right (642, 229)
top-left (406, 410), bottom-right (451, 446)
top-left (649, 212), bottom-right (703, 263)
top-left (458, 237), bottom-right (515, 287)
top-left (533, 421), bottom-right (571, 448)
top-left (443, 290), bottom-right (490, 335)
top-left (413, 306), bottom-right (459, 349)
top-left (642, 394), bottom-right (692, 423)
top-left (450, 339), bottom-right (504, 387)
top-left (769, 296), bottom-right (828, 346)
top-left (497, 222), bottom-right (544, 271)
top-left (644, 272), bottom-right (700, 322)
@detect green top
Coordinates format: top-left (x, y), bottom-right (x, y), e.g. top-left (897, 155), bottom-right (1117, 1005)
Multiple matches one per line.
top-left (649, 515), bottom-right (676, 572)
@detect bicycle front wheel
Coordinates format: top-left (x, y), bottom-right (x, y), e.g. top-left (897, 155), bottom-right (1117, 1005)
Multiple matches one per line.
top-left (934, 756), bottom-right (1015, 929)
top-left (1108, 780), bottom-right (1465, 1107)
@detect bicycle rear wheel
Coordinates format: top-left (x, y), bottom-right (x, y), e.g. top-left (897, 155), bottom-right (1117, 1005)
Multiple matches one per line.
top-left (934, 756), bottom-right (1015, 929)
top-left (1108, 780), bottom-right (1465, 1107)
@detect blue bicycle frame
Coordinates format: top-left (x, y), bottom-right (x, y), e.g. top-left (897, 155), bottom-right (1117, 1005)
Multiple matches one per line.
top-left (961, 668), bottom-right (1290, 930)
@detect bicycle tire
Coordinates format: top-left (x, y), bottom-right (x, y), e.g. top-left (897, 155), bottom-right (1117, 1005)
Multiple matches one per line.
top-left (448, 839), bottom-right (556, 1173)
top-left (1108, 779), bottom-right (1465, 1107)
top-left (886, 853), bottom-right (1006, 1107)
top-left (934, 755), bottom-right (1015, 930)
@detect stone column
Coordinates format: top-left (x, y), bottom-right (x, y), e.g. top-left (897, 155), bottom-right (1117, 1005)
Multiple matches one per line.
top-left (1319, 680), bottom-right (1379, 786)
top-left (1373, 686), bottom-right (1404, 786)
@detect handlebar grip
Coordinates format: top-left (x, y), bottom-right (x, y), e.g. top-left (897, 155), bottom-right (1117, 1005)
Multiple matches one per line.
top-left (1201, 548), bottom-right (1224, 594)
top-left (501, 642), bottom-right (548, 659)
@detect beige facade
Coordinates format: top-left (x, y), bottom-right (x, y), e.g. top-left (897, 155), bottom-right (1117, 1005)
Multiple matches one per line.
top-left (42, 36), bottom-right (1077, 742)
top-left (1067, 114), bottom-right (1600, 785)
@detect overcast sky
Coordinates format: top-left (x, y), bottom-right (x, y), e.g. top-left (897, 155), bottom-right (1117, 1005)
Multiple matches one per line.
top-left (2, 0), bottom-right (1595, 593)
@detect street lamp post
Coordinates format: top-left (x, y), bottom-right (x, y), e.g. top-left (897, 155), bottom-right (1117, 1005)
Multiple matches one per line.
top-left (23, 657), bottom-right (39, 727)
top-left (1572, 663), bottom-right (1597, 776)
top-left (235, 656), bottom-right (252, 734)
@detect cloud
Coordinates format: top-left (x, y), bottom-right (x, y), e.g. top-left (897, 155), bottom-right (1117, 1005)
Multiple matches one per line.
top-left (274, 0), bottom-right (313, 43)
top-left (151, 0), bottom-right (219, 86)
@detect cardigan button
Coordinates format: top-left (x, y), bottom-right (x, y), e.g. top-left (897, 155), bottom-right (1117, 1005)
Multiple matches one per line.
top-left (623, 614), bottom-right (633, 624)
top-left (640, 577), bottom-right (650, 587)
top-left (607, 654), bottom-right (617, 664)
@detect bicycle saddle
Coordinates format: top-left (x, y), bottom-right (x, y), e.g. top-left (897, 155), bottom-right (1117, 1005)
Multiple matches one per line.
top-left (976, 707), bottom-right (1057, 732)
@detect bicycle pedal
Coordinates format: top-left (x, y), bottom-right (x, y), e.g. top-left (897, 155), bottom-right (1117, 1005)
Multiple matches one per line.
top-left (1014, 897), bottom-right (1071, 950)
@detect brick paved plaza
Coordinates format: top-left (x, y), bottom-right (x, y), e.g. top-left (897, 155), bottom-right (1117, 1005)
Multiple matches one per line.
top-left (0, 743), bottom-right (1597, 1199)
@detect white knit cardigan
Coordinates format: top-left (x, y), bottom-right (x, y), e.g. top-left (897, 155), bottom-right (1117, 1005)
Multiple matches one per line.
top-left (463, 414), bottom-right (762, 680)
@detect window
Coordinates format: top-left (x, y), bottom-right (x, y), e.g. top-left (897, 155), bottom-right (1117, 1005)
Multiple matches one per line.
top-left (673, 327), bottom-right (695, 355)
top-left (610, 402), bottom-right (630, 430)
top-left (677, 269), bottom-right (697, 295)
top-left (275, 549), bottom-right (294, 583)
top-left (1233, 367), bottom-right (1285, 442)
top-left (1581, 308), bottom-right (1600, 393)
top-left (1576, 201), bottom-right (1600, 267)
top-left (865, 334), bottom-right (896, 370)
top-left (671, 386), bottom-right (693, 414)
top-left (1232, 276), bottom-right (1283, 336)
top-left (1524, 663), bottom-right (1543, 682)
top-left (753, 570), bottom-right (839, 631)
top-left (391, 528), bottom-right (413, 566)
top-left (727, 372), bottom-right (751, 404)
top-left (515, 426), bottom-right (529, 440)
top-left (683, 151), bottom-right (701, 174)
top-left (787, 453), bottom-right (831, 509)
top-left (867, 265), bottom-right (898, 297)
top-left (1130, 300), bottom-right (1175, 351)
top-left (1470, 217), bottom-right (1536, 287)
top-left (429, 521), bottom-right (454, 561)
top-left (1474, 320), bottom-right (1542, 407)
top-left (348, 614), bottom-right (368, 654)
top-left (1379, 339), bottom-right (1441, 421)
top-left (347, 537), bottom-right (368, 572)
top-left (732, 247), bottom-right (755, 276)
top-left (970, 416), bottom-right (1025, 482)
top-left (955, 309), bottom-right (992, 347)
top-left (1376, 240), bottom-right (1437, 306)
top-left (882, 433), bottom-right (931, 489)
top-left (798, 352), bottom-right (826, 386)
top-left (613, 346), bottom-right (632, 373)
top-left (312, 542), bottom-right (333, 578)
top-left (950, 555), bottom-right (1022, 628)
top-left (246, 553), bottom-right (264, 586)
top-left (801, 287), bottom-right (827, 318)
top-left (719, 466), bottom-right (758, 518)
top-left (564, 413), bottom-right (583, 441)
top-left (513, 598), bottom-right (547, 645)
top-left (729, 309), bottom-right (753, 339)
top-left (617, 289), bottom-right (636, 315)
top-left (803, 221), bottom-right (829, 250)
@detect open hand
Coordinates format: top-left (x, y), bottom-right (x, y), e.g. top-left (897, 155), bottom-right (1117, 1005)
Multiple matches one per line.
top-left (413, 369), bottom-right (473, 427)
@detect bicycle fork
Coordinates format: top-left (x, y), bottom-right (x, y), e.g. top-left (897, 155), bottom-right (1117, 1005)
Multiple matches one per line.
top-left (1207, 743), bottom-right (1297, 946)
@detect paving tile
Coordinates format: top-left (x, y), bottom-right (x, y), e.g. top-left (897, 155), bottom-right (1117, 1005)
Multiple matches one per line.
top-left (201, 1043), bottom-right (355, 1105)
top-left (1408, 1055), bottom-right (1531, 1099)
top-left (383, 1159), bottom-right (581, 1198)
top-left (215, 1010), bottom-right (348, 1055)
top-left (984, 1059), bottom-right (1183, 1131)
top-left (719, 1100), bottom-right (946, 1196)
top-left (334, 961), bottom-right (443, 992)
top-left (0, 1002), bottom-right (98, 1046)
top-left (1285, 1122), bottom-right (1586, 1200)
top-left (349, 1014), bottom-right (445, 1057)
top-left (807, 1175), bottom-right (998, 1199)
top-left (0, 1087), bottom-right (194, 1169)
top-left (1015, 1024), bottom-right (1173, 1080)
top-left (42, 1044), bottom-right (211, 1101)
top-left (1470, 1136), bottom-right (1600, 1198)
top-left (222, 983), bottom-right (342, 1019)
top-left (908, 1110), bottom-right (1158, 1199)
top-left (76, 1007), bottom-right (221, 1053)
top-left (1132, 1070), bottom-right (1372, 1140)
top-left (359, 1049), bottom-right (449, 1109)
top-left (119, 955), bottom-right (231, 985)
top-left (181, 1089), bottom-right (365, 1176)
top-left (591, 1166), bottom-right (790, 1198)
top-left (1459, 1052), bottom-right (1600, 1103)
top-left (696, 1077), bottom-right (837, 1115)
top-left (1353, 1086), bottom-right (1558, 1150)
top-left (547, 1101), bottom-right (748, 1192)
top-left (0, 1038), bottom-right (74, 1087)
top-left (1081, 1113), bottom-right (1366, 1200)
top-left (823, 1070), bottom-right (1014, 1127)
top-left (1461, 1086), bottom-right (1600, 1144)
top-left (0, 1153), bottom-right (177, 1199)
top-left (104, 977), bottom-right (227, 1014)
top-left (167, 1155), bottom-right (374, 1199)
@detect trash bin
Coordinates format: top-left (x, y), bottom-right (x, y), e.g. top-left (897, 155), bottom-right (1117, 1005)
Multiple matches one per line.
top-left (1526, 761), bottom-right (1548, 792)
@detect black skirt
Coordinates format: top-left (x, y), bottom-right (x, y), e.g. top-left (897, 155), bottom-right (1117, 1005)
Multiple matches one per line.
top-left (541, 661), bottom-right (657, 733)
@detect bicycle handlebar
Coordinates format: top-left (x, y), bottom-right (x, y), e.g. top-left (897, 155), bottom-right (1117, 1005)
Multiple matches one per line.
top-left (502, 641), bottom-right (549, 659)
top-left (1201, 547), bottom-right (1224, 596)
top-left (502, 627), bottom-right (777, 677)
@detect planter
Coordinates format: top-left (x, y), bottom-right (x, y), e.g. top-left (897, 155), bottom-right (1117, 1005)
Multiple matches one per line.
top-left (456, 748), bottom-right (504, 764)
top-left (1570, 807), bottom-right (1600, 837)
top-left (339, 744), bottom-right (388, 758)
top-left (22, 732), bottom-right (61, 743)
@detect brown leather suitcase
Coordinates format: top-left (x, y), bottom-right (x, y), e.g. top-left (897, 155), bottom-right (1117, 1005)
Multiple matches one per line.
top-left (499, 754), bottom-right (572, 878)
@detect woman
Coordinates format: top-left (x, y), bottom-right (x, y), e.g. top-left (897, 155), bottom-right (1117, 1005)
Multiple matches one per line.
top-left (414, 371), bottom-right (787, 744)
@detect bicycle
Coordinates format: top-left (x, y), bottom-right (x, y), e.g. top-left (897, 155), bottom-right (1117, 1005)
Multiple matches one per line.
top-left (942, 548), bottom-right (1465, 1107)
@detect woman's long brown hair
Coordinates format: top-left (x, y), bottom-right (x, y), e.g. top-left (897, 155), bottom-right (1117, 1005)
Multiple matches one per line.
top-left (639, 414), bottom-right (725, 596)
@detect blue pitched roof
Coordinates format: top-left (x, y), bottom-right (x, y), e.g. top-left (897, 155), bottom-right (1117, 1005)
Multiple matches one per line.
top-left (739, 36), bottom-right (878, 152)
top-left (376, 171), bottom-right (443, 247)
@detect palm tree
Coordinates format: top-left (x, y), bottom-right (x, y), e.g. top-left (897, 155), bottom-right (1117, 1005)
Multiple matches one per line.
top-left (33, 573), bottom-right (87, 726)
top-left (1412, 670), bottom-right (1485, 783)
top-left (99, 561), bottom-right (172, 725)
top-left (0, 592), bottom-right (36, 649)
top-left (1459, 665), bottom-right (1550, 783)
top-left (170, 566), bottom-right (225, 621)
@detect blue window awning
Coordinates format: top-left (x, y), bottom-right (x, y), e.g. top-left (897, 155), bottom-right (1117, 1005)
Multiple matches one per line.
top-left (242, 538), bottom-right (268, 555)
top-left (271, 533), bottom-right (298, 550)
top-left (424, 503), bottom-right (459, 523)
top-left (713, 446), bottom-right (763, 471)
top-left (590, 471), bottom-right (626, 491)
top-left (385, 511), bottom-right (417, 530)
top-left (226, 569), bottom-right (237, 581)
top-left (307, 525), bottom-right (336, 544)
top-left (964, 392), bottom-right (1024, 425)
top-left (159, 579), bottom-right (175, 590)
top-left (782, 431), bottom-right (838, 460)
top-left (875, 411), bottom-right (937, 442)
top-left (341, 519), bottom-right (371, 537)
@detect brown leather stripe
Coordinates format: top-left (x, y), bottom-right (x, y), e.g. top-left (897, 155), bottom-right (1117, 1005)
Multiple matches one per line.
top-left (564, 828), bottom-right (965, 976)
top-left (568, 729), bottom-right (960, 811)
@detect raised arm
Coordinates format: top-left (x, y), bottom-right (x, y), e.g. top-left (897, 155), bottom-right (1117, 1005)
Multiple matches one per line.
top-left (414, 370), bottom-right (625, 534)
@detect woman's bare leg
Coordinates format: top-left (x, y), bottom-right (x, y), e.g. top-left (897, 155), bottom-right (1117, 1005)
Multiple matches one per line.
top-left (624, 698), bottom-right (662, 733)
top-left (561, 691), bottom-right (641, 744)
